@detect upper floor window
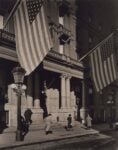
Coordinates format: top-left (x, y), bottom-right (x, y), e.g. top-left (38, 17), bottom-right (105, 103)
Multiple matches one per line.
top-left (58, 1), bottom-right (69, 25)
top-left (59, 44), bottom-right (64, 54)
top-left (59, 2), bottom-right (69, 17)
top-left (59, 16), bottom-right (64, 25)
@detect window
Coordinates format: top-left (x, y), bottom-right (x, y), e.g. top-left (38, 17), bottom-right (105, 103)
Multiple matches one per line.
top-left (58, 1), bottom-right (69, 25)
top-left (59, 44), bottom-right (64, 54)
top-left (59, 16), bottom-right (64, 25)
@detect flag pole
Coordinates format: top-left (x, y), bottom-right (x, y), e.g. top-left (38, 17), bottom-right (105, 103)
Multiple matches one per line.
top-left (4, 0), bottom-right (21, 29)
top-left (79, 33), bottom-right (113, 62)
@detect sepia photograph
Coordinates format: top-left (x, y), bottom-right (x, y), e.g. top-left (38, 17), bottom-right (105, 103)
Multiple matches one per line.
top-left (0, 0), bottom-right (117, 149)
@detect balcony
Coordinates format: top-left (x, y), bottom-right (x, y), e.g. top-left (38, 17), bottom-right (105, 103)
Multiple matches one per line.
top-left (47, 50), bottom-right (83, 70)
top-left (0, 29), bottom-right (15, 49)
top-left (58, 24), bottom-right (72, 44)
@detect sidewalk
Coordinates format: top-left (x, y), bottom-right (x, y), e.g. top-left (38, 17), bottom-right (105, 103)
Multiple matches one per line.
top-left (0, 122), bottom-right (113, 149)
top-left (93, 123), bottom-right (116, 132)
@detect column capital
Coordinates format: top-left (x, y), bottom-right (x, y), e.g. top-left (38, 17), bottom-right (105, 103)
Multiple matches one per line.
top-left (60, 73), bottom-right (67, 78)
top-left (60, 73), bottom-right (72, 79)
top-left (66, 74), bottom-right (72, 79)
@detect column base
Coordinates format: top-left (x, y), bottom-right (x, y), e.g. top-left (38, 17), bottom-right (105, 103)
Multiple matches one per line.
top-left (80, 107), bottom-right (88, 125)
top-left (34, 99), bottom-right (40, 108)
top-left (31, 108), bottom-right (43, 125)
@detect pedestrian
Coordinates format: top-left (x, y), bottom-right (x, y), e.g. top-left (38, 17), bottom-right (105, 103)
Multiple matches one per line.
top-left (20, 116), bottom-right (29, 140)
top-left (65, 114), bottom-right (73, 131)
top-left (24, 108), bottom-right (33, 125)
top-left (86, 114), bottom-right (92, 129)
top-left (67, 114), bottom-right (72, 128)
top-left (44, 114), bottom-right (53, 135)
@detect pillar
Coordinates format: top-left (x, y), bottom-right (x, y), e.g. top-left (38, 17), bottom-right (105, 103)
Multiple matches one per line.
top-left (80, 79), bottom-right (87, 124)
top-left (27, 75), bottom-right (33, 108)
top-left (32, 73), bottom-right (43, 124)
top-left (66, 75), bottom-right (71, 108)
top-left (60, 74), bottom-right (66, 108)
top-left (34, 73), bottom-right (40, 108)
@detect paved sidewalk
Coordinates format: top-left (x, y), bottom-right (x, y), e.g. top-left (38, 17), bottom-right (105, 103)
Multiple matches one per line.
top-left (0, 122), bottom-right (115, 150)
top-left (0, 122), bottom-right (99, 149)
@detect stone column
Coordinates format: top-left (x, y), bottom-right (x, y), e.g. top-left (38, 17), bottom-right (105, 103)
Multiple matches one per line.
top-left (60, 74), bottom-right (66, 108)
top-left (27, 75), bottom-right (33, 108)
top-left (32, 73), bottom-right (43, 124)
top-left (34, 73), bottom-right (40, 108)
top-left (65, 75), bottom-right (71, 108)
top-left (80, 79), bottom-right (87, 124)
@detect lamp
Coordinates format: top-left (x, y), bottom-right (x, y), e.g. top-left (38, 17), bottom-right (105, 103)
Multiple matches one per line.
top-left (12, 66), bottom-right (26, 141)
top-left (107, 92), bottom-right (114, 128)
top-left (12, 66), bottom-right (26, 84)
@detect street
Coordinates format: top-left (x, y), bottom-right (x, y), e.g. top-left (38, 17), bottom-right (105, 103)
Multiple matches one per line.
top-left (96, 130), bottom-right (118, 150)
top-left (2, 132), bottom-right (114, 150)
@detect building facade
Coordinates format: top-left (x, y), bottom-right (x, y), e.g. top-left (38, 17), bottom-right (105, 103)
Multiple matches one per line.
top-left (0, 0), bottom-right (86, 128)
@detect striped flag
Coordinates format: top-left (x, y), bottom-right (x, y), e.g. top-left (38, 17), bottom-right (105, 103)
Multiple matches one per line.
top-left (14, 0), bottom-right (53, 75)
top-left (90, 33), bottom-right (117, 92)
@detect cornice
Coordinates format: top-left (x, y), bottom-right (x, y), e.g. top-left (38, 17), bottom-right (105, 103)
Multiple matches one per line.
top-left (43, 59), bottom-right (84, 79)
top-left (0, 46), bottom-right (18, 62)
top-left (43, 50), bottom-right (84, 79)
top-left (45, 50), bottom-right (84, 71)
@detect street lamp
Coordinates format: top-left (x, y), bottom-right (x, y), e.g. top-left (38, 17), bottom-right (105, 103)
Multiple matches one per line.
top-left (11, 66), bottom-right (26, 141)
top-left (107, 92), bottom-right (114, 128)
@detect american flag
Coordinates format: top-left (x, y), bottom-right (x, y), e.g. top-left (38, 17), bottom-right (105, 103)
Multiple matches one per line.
top-left (90, 33), bottom-right (117, 92)
top-left (14, 0), bottom-right (53, 75)
top-left (26, 0), bottom-right (43, 24)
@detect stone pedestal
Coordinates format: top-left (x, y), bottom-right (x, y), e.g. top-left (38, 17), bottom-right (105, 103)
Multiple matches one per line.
top-left (58, 108), bottom-right (76, 125)
top-left (31, 108), bottom-right (43, 125)
top-left (80, 107), bottom-right (87, 124)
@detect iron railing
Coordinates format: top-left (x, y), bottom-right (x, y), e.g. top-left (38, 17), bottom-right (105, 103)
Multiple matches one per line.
top-left (0, 29), bottom-right (15, 48)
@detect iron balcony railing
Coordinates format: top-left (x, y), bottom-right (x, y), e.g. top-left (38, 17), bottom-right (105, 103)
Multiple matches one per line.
top-left (0, 29), bottom-right (15, 49)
